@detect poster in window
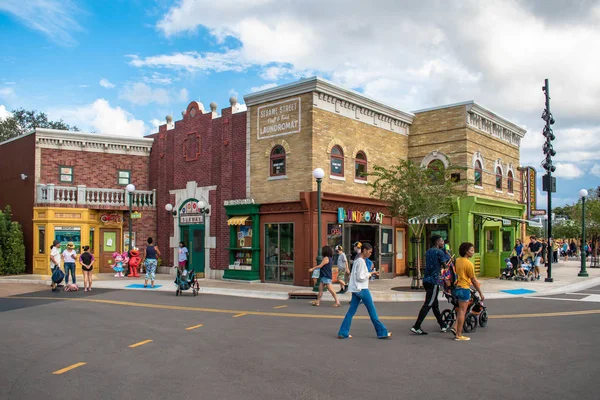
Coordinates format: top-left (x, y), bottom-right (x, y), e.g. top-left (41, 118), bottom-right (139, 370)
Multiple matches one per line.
top-left (54, 226), bottom-right (81, 252)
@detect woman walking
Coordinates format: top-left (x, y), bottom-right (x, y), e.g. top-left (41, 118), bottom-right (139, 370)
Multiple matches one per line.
top-left (452, 242), bottom-right (484, 341)
top-left (338, 243), bottom-right (392, 339)
top-left (308, 246), bottom-right (341, 307)
top-left (79, 246), bottom-right (95, 292)
top-left (62, 242), bottom-right (78, 286)
top-left (143, 237), bottom-right (161, 288)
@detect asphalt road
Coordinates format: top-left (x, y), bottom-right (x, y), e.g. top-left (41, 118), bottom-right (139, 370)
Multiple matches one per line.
top-left (1, 284), bottom-right (599, 400)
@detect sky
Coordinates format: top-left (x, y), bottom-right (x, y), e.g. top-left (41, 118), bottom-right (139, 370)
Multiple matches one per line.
top-left (0, 0), bottom-right (599, 209)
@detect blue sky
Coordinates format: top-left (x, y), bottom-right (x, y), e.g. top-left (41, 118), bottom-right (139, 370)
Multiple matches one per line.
top-left (0, 0), bottom-right (598, 209)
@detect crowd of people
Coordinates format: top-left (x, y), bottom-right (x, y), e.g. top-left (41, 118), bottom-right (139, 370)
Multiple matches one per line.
top-left (49, 237), bottom-right (164, 291)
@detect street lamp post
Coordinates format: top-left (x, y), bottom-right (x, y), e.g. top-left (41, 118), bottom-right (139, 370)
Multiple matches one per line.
top-left (312, 168), bottom-right (325, 292)
top-left (578, 189), bottom-right (589, 277)
top-left (126, 184), bottom-right (136, 251)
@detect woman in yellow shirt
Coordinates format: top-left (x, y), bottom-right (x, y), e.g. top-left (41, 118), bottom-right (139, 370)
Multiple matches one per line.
top-left (453, 242), bottom-right (484, 341)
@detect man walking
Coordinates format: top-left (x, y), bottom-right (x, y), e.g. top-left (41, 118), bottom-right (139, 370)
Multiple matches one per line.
top-left (528, 236), bottom-right (543, 280)
top-left (411, 235), bottom-right (450, 335)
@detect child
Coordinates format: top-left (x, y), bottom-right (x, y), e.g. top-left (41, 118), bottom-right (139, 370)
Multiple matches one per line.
top-left (178, 241), bottom-right (188, 273)
top-left (309, 264), bottom-right (321, 287)
top-left (335, 245), bottom-right (348, 294)
top-left (309, 246), bottom-right (341, 307)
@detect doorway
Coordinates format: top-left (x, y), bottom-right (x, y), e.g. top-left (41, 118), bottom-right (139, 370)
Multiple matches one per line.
top-left (379, 226), bottom-right (394, 278)
top-left (483, 227), bottom-right (500, 277)
top-left (395, 228), bottom-right (407, 276)
top-left (180, 225), bottom-right (205, 278)
top-left (99, 228), bottom-right (120, 273)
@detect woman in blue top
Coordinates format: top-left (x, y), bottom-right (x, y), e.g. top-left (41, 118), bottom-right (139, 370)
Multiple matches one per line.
top-left (513, 239), bottom-right (524, 261)
top-left (143, 237), bottom-right (161, 288)
top-left (309, 246), bottom-right (341, 307)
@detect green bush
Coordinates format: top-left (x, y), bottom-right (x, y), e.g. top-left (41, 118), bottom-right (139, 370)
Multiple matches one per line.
top-left (0, 206), bottom-right (26, 275)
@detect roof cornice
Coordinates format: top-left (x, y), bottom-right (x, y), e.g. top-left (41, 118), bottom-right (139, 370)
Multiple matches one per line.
top-left (465, 103), bottom-right (526, 138)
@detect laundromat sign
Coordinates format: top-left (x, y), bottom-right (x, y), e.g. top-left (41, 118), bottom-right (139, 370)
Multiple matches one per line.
top-left (337, 208), bottom-right (384, 224)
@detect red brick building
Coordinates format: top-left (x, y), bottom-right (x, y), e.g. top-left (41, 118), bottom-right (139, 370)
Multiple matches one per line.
top-left (0, 128), bottom-right (155, 274)
top-left (149, 99), bottom-right (247, 278)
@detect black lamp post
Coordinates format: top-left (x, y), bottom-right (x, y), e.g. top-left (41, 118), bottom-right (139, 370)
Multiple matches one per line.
top-left (312, 168), bottom-right (324, 291)
top-left (541, 79), bottom-right (556, 283)
top-left (126, 183), bottom-right (136, 251)
top-left (578, 189), bottom-right (589, 277)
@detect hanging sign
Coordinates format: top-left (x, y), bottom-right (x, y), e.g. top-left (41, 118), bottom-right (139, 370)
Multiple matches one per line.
top-left (337, 208), bottom-right (384, 224)
top-left (131, 211), bottom-right (142, 219)
top-left (179, 199), bottom-right (206, 225)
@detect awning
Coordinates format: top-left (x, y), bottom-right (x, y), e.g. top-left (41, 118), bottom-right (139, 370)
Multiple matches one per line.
top-left (227, 216), bottom-right (250, 226)
top-left (408, 213), bottom-right (450, 225)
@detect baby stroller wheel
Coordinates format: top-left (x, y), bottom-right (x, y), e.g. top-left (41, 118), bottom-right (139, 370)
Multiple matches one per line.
top-left (441, 309), bottom-right (455, 328)
top-left (463, 313), bottom-right (478, 333)
top-left (176, 289), bottom-right (180, 296)
top-left (479, 310), bottom-right (488, 327)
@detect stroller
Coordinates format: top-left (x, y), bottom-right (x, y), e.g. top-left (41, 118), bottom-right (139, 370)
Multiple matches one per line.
top-left (51, 267), bottom-right (65, 292)
top-left (500, 257), bottom-right (517, 280)
top-left (441, 289), bottom-right (488, 334)
top-left (515, 257), bottom-right (535, 281)
top-left (174, 267), bottom-right (199, 296)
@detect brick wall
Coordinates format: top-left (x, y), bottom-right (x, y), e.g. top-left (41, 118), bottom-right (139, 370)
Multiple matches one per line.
top-left (0, 134), bottom-right (36, 272)
top-left (39, 148), bottom-right (150, 190)
top-left (149, 102), bottom-right (247, 270)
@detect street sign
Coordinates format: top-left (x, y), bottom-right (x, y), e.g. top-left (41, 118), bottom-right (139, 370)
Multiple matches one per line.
top-left (131, 211), bottom-right (142, 219)
top-left (528, 220), bottom-right (543, 228)
top-left (531, 210), bottom-right (547, 216)
top-left (502, 219), bottom-right (512, 226)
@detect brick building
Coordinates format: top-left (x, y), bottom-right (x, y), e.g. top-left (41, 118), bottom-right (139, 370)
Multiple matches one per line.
top-left (0, 129), bottom-right (155, 274)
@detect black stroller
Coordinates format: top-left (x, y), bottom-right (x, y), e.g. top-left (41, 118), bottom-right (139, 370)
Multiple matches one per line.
top-left (174, 267), bottom-right (199, 296)
top-left (441, 289), bottom-right (488, 333)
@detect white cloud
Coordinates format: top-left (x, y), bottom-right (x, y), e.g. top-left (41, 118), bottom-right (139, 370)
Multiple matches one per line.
top-left (0, 0), bottom-right (82, 46)
top-left (143, 73), bottom-right (174, 85)
top-left (127, 51), bottom-right (248, 73)
top-left (0, 105), bottom-right (12, 120)
top-left (119, 83), bottom-right (170, 106)
top-left (149, 118), bottom-right (162, 133)
top-left (99, 78), bottom-right (115, 89)
top-left (50, 99), bottom-right (147, 137)
top-left (250, 83), bottom-right (277, 93)
top-left (0, 87), bottom-right (15, 98)
top-left (591, 164), bottom-right (600, 178)
top-left (553, 163), bottom-right (584, 179)
top-left (178, 88), bottom-right (189, 102)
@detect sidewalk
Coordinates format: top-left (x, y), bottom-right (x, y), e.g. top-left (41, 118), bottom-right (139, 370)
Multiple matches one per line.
top-left (1, 260), bottom-right (599, 302)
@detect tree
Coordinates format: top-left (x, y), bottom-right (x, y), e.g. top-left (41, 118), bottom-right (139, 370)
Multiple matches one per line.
top-left (0, 108), bottom-right (79, 142)
top-left (2, 222), bottom-right (26, 275)
top-left (369, 159), bottom-right (467, 281)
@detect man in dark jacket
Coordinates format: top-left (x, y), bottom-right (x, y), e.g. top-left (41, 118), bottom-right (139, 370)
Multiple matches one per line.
top-left (411, 235), bottom-right (450, 335)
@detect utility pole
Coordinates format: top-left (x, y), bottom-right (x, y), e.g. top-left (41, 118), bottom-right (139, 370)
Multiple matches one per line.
top-left (541, 79), bottom-right (556, 283)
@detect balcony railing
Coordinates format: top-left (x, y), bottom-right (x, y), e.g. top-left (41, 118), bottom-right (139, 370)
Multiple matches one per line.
top-left (36, 184), bottom-right (156, 208)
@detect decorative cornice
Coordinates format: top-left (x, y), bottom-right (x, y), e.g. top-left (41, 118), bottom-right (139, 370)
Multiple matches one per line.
top-left (34, 128), bottom-right (153, 156)
top-left (244, 77), bottom-right (415, 128)
top-left (465, 103), bottom-right (526, 147)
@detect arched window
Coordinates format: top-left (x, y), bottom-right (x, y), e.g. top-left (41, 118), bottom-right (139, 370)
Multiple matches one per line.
top-left (330, 146), bottom-right (344, 176)
top-left (355, 151), bottom-right (367, 180)
top-left (507, 170), bottom-right (514, 194)
top-left (427, 159), bottom-right (445, 184)
top-left (270, 145), bottom-right (286, 176)
top-left (474, 160), bottom-right (483, 187)
top-left (495, 167), bottom-right (502, 190)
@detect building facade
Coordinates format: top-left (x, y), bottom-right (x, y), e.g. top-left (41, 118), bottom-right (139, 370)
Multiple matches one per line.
top-left (0, 129), bottom-right (156, 274)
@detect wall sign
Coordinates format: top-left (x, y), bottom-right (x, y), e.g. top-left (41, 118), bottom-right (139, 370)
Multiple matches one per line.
top-left (100, 214), bottom-right (123, 224)
top-left (224, 198), bottom-right (255, 206)
top-left (337, 208), bottom-right (384, 224)
top-left (179, 199), bottom-right (206, 225)
top-left (257, 98), bottom-right (301, 139)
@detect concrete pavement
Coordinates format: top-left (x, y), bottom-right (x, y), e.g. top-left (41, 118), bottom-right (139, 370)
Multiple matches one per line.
top-left (1, 259), bottom-right (599, 302)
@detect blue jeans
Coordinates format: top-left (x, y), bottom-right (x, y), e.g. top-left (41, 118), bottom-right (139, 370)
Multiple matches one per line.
top-left (64, 263), bottom-right (76, 284)
top-left (338, 289), bottom-right (388, 338)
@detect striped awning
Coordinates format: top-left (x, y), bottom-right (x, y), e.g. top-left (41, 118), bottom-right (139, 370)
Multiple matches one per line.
top-left (227, 216), bottom-right (250, 226)
top-left (408, 213), bottom-right (450, 225)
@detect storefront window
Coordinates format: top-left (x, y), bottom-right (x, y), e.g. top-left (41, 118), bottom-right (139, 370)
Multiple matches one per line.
top-left (38, 226), bottom-right (45, 254)
top-left (330, 146), bottom-right (344, 176)
top-left (265, 223), bottom-right (294, 284)
top-left (89, 228), bottom-right (95, 253)
top-left (327, 224), bottom-right (342, 249)
top-left (502, 230), bottom-right (512, 252)
top-left (486, 230), bottom-right (496, 252)
top-left (54, 226), bottom-right (81, 252)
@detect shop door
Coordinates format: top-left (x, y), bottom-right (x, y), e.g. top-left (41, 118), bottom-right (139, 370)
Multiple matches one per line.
top-left (181, 225), bottom-right (205, 277)
top-left (483, 227), bottom-right (500, 277)
top-left (99, 228), bottom-right (120, 273)
top-left (379, 227), bottom-right (394, 278)
top-left (395, 228), bottom-right (407, 276)
top-left (343, 225), bottom-right (352, 263)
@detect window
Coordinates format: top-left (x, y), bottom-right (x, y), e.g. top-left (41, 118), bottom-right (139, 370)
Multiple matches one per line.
top-left (118, 170), bottom-right (131, 185)
top-left (89, 228), bottom-right (95, 254)
top-left (474, 161), bottom-right (483, 187)
top-left (507, 171), bottom-right (514, 194)
top-left (355, 151), bottom-right (367, 180)
top-left (486, 230), bottom-right (496, 252)
top-left (38, 226), bottom-right (45, 254)
top-left (265, 223), bottom-right (294, 283)
top-left (427, 159), bottom-right (445, 184)
top-left (474, 223), bottom-right (480, 253)
top-left (502, 230), bottom-right (512, 252)
top-left (270, 146), bottom-right (286, 176)
top-left (59, 166), bottom-right (73, 183)
top-left (330, 146), bottom-right (344, 176)
top-left (495, 167), bottom-right (502, 190)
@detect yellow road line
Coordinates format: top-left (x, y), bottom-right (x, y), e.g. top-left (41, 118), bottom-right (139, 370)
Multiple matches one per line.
top-left (129, 339), bottom-right (153, 348)
top-left (5, 296), bottom-right (600, 321)
top-left (53, 362), bottom-right (86, 375)
top-left (232, 313), bottom-right (247, 318)
top-left (186, 324), bottom-right (204, 330)
top-left (273, 305), bottom-right (288, 309)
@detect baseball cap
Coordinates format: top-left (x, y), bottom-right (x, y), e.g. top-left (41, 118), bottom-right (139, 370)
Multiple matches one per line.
top-left (353, 241), bottom-right (362, 248)
top-left (335, 245), bottom-right (344, 252)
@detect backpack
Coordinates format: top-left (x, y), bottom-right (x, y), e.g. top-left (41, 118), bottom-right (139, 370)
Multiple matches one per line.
top-left (444, 259), bottom-right (458, 289)
top-left (51, 267), bottom-right (64, 284)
